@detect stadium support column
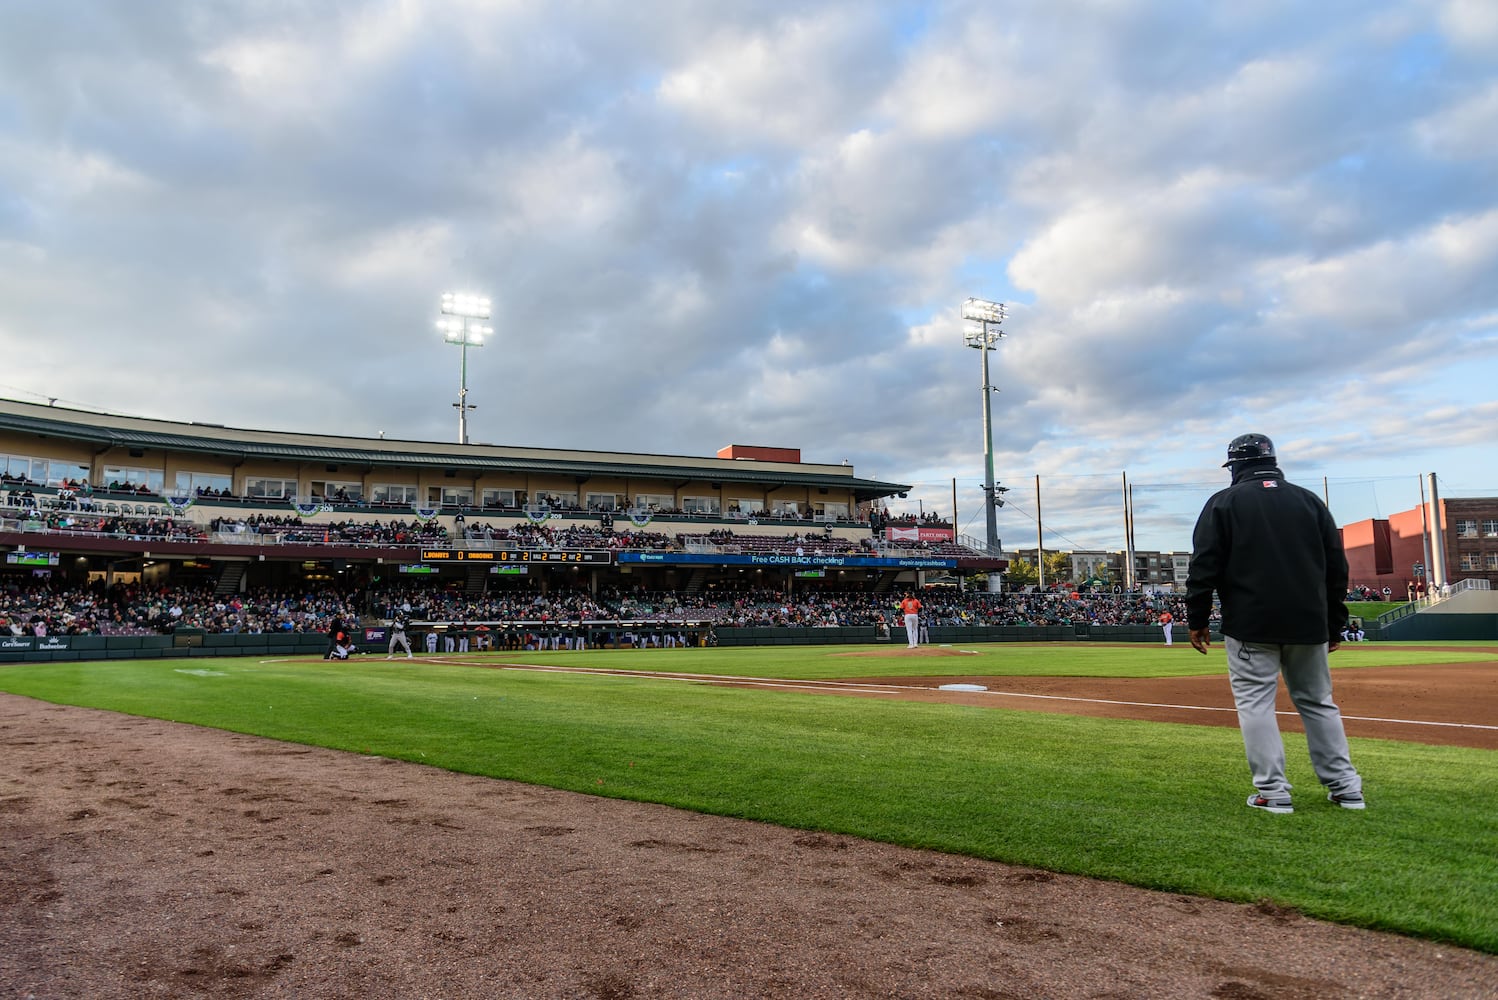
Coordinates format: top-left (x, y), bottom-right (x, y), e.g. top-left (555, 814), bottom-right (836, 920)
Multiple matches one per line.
top-left (962, 297), bottom-right (1007, 556)
top-left (1418, 475), bottom-right (1434, 593)
top-left (438, 292), bottom-right (492, 445)
top-left (1426, 472), bottom-right (1447, 588)
top-left (1035, 474), bottom-right (1044, 590)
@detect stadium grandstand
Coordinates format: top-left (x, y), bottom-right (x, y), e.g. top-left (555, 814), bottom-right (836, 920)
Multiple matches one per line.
top-left (0, 397), bottom-right (1007, 616)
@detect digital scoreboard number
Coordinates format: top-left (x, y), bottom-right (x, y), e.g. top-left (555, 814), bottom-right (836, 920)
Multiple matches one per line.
top-left (497, 550), bottom-right (612, 564)
top-left (419, 549), bottom-right (495, 561)
top-left (419, 549), bottom-right (611, 564)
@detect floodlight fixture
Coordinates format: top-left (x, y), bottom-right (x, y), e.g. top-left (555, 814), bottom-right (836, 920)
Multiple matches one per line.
top-left (439, 291), bottom-right (491, 445)
top-left (963, 296), bottom-right (1008, 556)
top-left (961, 297), bottom-right (1007, 325)
top-left (441, 292), bottom-right (491, 319)
top-left (439, 320), bottom-right (490, 346)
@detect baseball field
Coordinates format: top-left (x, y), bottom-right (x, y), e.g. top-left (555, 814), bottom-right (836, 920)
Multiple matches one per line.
top-left (2, 640), bottom-right (1495, 997)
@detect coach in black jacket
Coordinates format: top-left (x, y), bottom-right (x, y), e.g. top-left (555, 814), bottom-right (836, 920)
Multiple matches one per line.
top-left (1185, 433), bottom-right (1364, 815)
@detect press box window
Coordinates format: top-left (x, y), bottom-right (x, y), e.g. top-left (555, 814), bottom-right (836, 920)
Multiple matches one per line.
top-left (309, 480), bottom-right (363, 501)
top-left (440, 487), bottom-right (474, 506)
top-left (175, 472), bottom-right (233, 495)
top-left (0, 455), bottom-right (85, 485)
top-left (104, 465), bottom-right (165, 492)
top-left (681, 496), bottom-right (721, 514)
top-left (533, 491), bottom-right (577, 508)
top-left (244, 477), bottom-right (296, 499)
top-left (372, 484), bottom-right (418, 504)
top-left (634, 493), bottom-right (674, 511)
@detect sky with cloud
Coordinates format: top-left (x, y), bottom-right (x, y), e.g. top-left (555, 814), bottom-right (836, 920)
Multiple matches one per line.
top-left (2, 0), bottom-right (1495, 552)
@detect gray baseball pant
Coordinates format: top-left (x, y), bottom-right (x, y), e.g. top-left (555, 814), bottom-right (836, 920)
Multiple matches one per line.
top-left (1224, 636), bottom-right (1362, 801)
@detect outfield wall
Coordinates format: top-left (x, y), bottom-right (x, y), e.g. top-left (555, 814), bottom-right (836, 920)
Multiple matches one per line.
top-left (0, 631), bottom-right (329, 662)
top-left (1363, 613), bottom-right (1498, 641)
top-left (3, 616), bottom-right (1491, 662)
top-left (0, 624), bottom-right (1204, 661)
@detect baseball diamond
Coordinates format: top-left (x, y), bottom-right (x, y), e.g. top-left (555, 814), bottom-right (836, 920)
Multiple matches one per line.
top-left (1, 640), bottom-right (1495, 997)
top-left (2, 400), bottom-right (1496, 995)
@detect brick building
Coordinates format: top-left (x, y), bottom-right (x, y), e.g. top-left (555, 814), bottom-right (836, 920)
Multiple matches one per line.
top-left (1341, 496), bottom-right (1498, 597)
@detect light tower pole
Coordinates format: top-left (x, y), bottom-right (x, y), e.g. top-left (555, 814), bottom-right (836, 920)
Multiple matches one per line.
top-left (438, 292), bottom-right (491, 445)
top-left (962, 297), bottom-right (1007, 555)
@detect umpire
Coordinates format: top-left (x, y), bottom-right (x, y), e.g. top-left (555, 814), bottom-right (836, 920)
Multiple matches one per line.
top-left (1185, 433), bottom-right (1364, 815)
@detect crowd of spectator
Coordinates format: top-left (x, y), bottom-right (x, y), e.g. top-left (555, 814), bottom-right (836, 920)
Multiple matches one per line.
top-left (0, 579), bottom-right (1201, 638)
top-left (588, 587), bottom-right (1196, 629)
top-left (103, 480), bottom-right (159, 495)
top-left (10, 503), bottom-right (902, 557)
top-left (1, 571), bottom-right (1418, 640)
top-left (367, 581), bottom-right (1195, 630)
top-left (0, 501), bottom-right (205, 541)
top-left (879, 511), bottom-right (951, 527)
top-left (209, 514), bottom-right (449, 546)
top-left (0, 580), bottom-right (361, 637)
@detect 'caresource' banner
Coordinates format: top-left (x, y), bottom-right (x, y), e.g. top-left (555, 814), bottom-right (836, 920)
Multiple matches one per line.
top-left (886, 526), bottom-right (954, 543)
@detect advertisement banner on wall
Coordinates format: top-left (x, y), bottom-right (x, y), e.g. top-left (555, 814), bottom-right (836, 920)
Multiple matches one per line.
top-left (885, 526), bottom-right (954, 543)
top-left (618, 552), bottom-right (955, 569)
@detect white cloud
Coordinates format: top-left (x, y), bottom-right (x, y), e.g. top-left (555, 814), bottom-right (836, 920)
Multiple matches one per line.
top-left (328, 221), bottom-right (457, 288)
top-left (1268, 207), bottom-right (1498, 332)
top-left (0, 0), bottom-right (1494, 550)
top-left (1438, 0), bottom-right (1498, 51)
top-left (1415, 82), bottom-right (1498, 161)
top-left (656, 7), bottom-right (888, 148)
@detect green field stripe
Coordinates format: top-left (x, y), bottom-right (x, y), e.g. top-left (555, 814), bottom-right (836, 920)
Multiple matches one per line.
top-left (1, 649), bottom-right (1494, 953)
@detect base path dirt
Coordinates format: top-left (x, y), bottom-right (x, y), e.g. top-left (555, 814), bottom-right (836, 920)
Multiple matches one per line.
top-left (3, 690), bottom-right (1496, 999)
top-left (828, 653), bottom-right (1498, 750)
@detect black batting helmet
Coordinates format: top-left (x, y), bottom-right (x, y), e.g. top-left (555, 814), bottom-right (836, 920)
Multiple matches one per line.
top-left (1222, 433), bottom-right (1276, 468)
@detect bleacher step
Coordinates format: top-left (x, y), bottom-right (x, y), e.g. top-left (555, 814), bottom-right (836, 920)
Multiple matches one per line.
top-left (213, 562), bottom-right (247, 596)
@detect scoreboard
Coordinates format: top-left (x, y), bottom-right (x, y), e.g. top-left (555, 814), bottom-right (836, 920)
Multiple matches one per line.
top-left (499, 549), bottom-right (612, 564)
top-left (419, 549), bottom-right (612, 564)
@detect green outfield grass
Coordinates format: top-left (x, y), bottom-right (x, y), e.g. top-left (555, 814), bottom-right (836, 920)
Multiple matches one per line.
top-left (457, 640), bottom-right (1498, 680)
top-left (1348, 600), bottom-right (1404, 618)
top-left (1, 643), bottom-right (1494, 953)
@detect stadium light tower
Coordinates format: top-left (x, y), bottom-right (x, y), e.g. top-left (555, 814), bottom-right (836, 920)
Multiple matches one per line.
top-left (962, 297), bottom-right (1007, 556)
top-left (438, 292), bottom-right (491, 445)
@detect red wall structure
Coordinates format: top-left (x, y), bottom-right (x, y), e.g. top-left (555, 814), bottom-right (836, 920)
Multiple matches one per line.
top-left (1339, 499), bottom-right (1498, 598)
top-left (1342, 507), bottom-right (1433, 598)
top-left (716, 445), bottom-right (802, 463)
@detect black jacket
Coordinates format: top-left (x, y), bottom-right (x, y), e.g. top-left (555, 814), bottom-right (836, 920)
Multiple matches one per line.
top-left (1185, 463), bottom-right (1348, 644)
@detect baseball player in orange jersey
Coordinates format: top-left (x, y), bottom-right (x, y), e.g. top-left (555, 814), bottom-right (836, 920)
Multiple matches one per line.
top-left (899, 593), bottom-right (922, 648)
top-left (1160, 610), bottom-right (1174, 646)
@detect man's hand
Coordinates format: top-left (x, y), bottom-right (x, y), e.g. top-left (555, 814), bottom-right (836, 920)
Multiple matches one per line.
top-left (1328, 638), bottom-right (1341, 653)
top-left (1189, 627), bottom-right (1211, 655)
